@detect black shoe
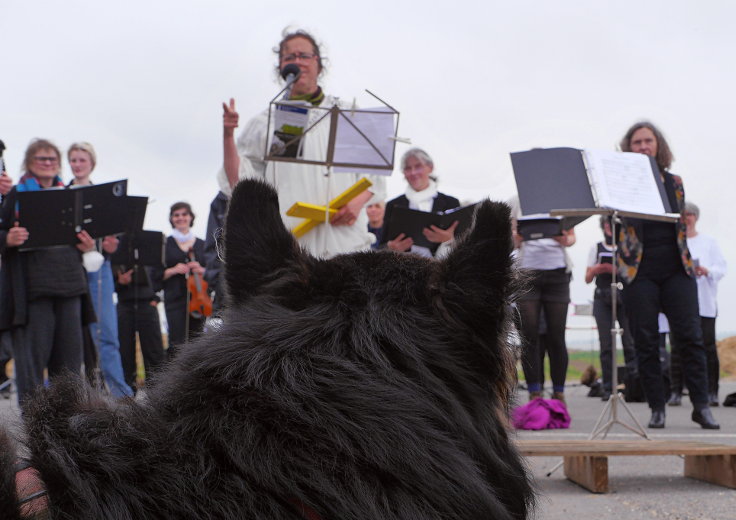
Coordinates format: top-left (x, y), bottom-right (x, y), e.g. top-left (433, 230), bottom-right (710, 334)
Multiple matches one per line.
top-left (667, 393), bottom-right (682, 406)
top-left (692, 408), bottom-right (720, 430)
top-left (601, 390), bottom-right (612, 401)
top-left (709, 393), bottom-right (719, 407)
top-left (648, 409), bottom-right (665, 429)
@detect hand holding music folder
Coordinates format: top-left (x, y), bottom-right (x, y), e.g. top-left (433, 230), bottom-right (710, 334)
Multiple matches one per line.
top-left (382, 204), bottom-right (478, 250)
top-left (17, 181), bottom-right (129, 250)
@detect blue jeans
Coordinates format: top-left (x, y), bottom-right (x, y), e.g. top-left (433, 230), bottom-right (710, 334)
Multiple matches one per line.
top-left (88, 260), bottom-right (133, 397)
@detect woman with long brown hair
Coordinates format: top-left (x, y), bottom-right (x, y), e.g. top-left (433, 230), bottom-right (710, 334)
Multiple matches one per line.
top-left (617, 121), bottom-right (718, 429)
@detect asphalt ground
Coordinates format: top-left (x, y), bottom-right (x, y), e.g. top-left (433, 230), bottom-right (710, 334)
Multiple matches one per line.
top-left (514, 381), bottom-right (736, 520)
top-left (2, 381), bottom-right (735, 519)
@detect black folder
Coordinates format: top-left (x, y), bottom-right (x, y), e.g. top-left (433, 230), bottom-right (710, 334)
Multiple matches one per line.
top-left (111, 230), bottom-right (165, 267)
top-left (18, 180), bottom-right (129, 250)
top-left (383, 204), bottom-right (478, 249)
top-left (516, 217), bottom-right (563, 241)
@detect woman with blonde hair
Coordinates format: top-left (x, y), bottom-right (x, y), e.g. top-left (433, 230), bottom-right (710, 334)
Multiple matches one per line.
top-left (67, 141), bottom-right (133, 398)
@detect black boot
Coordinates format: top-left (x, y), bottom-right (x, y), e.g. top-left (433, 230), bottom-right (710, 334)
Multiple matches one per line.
top-left (667, 392), bottom-right (682, 406)
top-left (692, 407), bottom-right (720, 430)
top-left (648, 409), bottom-right (665, 429)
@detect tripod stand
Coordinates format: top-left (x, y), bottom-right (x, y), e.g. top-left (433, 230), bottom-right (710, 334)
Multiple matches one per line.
top-left (545, 210), bottom-right (649, 478)
top-left (587, 211), bottom-right (648, 440)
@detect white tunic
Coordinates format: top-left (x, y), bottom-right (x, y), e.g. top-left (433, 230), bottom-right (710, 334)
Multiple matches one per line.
top-left (217, 94), bottom-right (387, 259)
top-left (687, 233), bottom-right (727, 318)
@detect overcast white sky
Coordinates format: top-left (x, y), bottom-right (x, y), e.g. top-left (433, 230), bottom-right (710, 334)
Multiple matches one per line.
top-left (2, 0), bottom-right (735, 338)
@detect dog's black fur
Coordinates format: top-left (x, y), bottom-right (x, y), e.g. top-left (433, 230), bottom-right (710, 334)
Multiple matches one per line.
top-left (0, 179), bottom-right (533, 519)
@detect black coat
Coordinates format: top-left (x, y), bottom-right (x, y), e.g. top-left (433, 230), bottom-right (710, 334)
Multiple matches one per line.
top-left (163, 235), bottom-right (206, 310)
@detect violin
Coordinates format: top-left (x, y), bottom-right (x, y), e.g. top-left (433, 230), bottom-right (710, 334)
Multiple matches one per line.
top-left (187, 248), bottom-right (213, 319)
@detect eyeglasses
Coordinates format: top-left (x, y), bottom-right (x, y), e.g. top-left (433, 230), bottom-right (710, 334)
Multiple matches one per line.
top-left (34, 156), bottom-right (58, 163)
top-left (281, 52), bottom-right (317, 63)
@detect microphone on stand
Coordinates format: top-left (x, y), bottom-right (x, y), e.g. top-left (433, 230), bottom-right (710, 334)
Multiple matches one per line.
top-left (280, 64), bottom-right (301, 100)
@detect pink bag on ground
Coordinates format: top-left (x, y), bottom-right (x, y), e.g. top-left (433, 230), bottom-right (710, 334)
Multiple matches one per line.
top-left (512, 398), bottom-right (571, 430)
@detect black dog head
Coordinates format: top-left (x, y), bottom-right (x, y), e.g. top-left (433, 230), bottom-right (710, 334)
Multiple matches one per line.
top-left (219, 179), bottom-right (531, 519)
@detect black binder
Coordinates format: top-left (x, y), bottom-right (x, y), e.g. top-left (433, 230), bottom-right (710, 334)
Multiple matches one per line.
top-left (383, 204), bottom-right (478, 249)
top-left (18, 180), bottom-right (129, 250)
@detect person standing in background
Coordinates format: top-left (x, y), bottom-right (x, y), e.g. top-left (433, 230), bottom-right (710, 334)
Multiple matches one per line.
top-left (366, 201), bottom-right (385, 249)
top-left (585, 216), bottom-right (637, 401)
top-left (68, 142), bottom-right (133, 398)
top-left (668, 202), bottom-right (727, 406)
top-left (163, 202), bottom-right (206, 358)
top-left (0, 139), bottom-right (93, 406)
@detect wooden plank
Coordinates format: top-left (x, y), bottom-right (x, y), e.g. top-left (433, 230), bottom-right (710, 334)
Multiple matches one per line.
top-left (684, 454), bottom-right (736, 489)
top-left (517, 440), bottom-right (736, 457)
top-left (563, 456), bottom-right (608, 493)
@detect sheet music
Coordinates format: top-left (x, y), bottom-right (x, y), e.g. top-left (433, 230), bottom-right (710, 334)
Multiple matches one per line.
top-left (333, 106), bottom-right (395, 175)
top-left (270, 101), bottom-right (310, 158)
top-left (583, 149), bottom-right (666, 215)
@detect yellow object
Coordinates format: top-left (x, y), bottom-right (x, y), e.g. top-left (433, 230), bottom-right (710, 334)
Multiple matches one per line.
top-left (289, 178), bottom-right (373, 238)
top-left (286, 202), bottom-right (338, 222)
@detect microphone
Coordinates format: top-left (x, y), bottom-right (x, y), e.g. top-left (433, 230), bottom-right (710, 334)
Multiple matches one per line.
top-left (280, 64), bottom-right (301, 100)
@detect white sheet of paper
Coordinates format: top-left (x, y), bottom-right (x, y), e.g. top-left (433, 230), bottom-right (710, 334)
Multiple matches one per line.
top-left (583, 149), bottom-right (666, 215)
top-left (333, 106), bottom-right (395, 175)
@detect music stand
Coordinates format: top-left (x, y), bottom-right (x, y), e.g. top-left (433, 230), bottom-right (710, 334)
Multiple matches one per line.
top-left (263, 90), bottom-right (401, 252)
top-left (511, 146), bottom-right (680, 476)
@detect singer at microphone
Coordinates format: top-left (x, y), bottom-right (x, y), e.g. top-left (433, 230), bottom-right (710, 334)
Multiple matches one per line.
top-left (218, 29), bottom-right (386, 259)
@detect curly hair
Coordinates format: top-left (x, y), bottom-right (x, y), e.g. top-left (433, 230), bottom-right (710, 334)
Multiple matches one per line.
top-left (619, 121), bottom-right (674, 172)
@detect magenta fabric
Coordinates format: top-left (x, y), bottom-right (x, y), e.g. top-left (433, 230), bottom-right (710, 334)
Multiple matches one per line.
top-left (512, 398), bottom-right (571, 430)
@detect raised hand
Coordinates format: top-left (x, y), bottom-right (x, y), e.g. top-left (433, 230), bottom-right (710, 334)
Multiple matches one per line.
top-left (223, 98), bottom-right (239, 137)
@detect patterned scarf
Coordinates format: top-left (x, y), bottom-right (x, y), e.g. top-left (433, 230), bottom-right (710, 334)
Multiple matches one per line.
top-left (291, 86), bottom-right (325, 106)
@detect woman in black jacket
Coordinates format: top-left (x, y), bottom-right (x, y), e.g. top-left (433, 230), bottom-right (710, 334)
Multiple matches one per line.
top-left (0, 139), bottom-right (94, 406)
top-left (163, 202), bottom-right (206, 358)
top-left (383, 148), bottom-right (460, 258)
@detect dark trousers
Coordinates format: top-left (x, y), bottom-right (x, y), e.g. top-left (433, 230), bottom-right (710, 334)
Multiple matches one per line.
top-left (117, 300), bottom-right (165, 390)
top-left (165, 303), bottom-right (204, 358)
top-left (519, 269), bottom-right (570, 390)
top-left (593, 288), bottom-right (638, 392)
top-left (670, 316), bottom-right (719, 395)
top-left (623, 267), bottom-right (708, 410)
top-left (11, 296), bottom-right (84, 406)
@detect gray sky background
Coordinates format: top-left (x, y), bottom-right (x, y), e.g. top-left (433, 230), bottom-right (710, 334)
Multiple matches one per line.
top-left (2, 0), bottom-right (735, 340)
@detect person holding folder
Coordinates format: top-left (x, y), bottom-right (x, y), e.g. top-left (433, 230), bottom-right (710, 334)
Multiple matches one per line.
top-left (384, 148), bottom-right (460, 258)
top-left (512, 197), bottom-right (575, 404)
top-left (617, 121), bottom-right (718, 429)
top-left (0, 139), bottom-right (94, 406)
top-left (219, 28), bottom-right (386, 258)
top-left (67, 141), bottom-right (133, 398)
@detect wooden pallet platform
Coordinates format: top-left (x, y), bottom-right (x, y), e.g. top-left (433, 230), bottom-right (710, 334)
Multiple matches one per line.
top-left (517, 439), bottom-right (736, 493)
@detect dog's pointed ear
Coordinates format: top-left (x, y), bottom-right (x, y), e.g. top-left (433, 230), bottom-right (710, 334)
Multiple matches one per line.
top-left (435, 200), bottom-right (515, 328)
top-left (223, 179), bottom-right (307, 304)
